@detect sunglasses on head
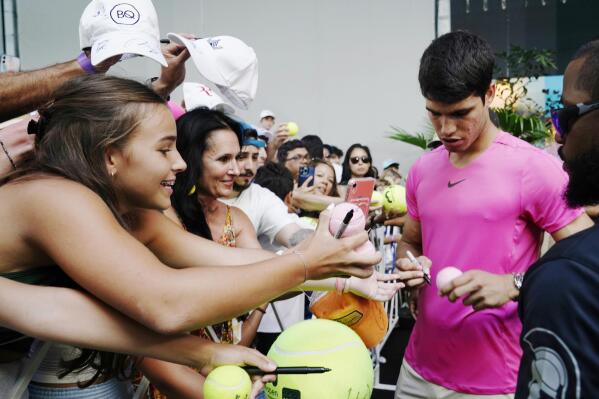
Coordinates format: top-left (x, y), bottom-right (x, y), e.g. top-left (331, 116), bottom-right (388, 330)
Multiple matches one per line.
top-left (350, 156), bottom-right (371, 165)
top-left (550, 100), bottom-right (599, 140)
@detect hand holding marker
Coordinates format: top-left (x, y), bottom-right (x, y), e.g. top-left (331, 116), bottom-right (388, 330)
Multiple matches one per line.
top-left (335, 209), bottom-right (355, 238)
top-left (406, 250), bottom-right (431, 285)
top-left (243, 366), bottom-right (331, 376)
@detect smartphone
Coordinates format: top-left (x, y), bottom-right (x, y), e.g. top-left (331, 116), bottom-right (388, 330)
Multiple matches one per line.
top-left (1, 55), bottom-right (21, 73)
top-left (298, 166), bottom-right (315, 187)
top-left (345, 177), bottom-right (376, 218)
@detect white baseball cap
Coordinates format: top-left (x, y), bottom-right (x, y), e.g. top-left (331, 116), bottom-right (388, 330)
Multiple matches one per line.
top-left (167, 33), bottom-right (258, 110)
top-left (183, 82), bottom-right (235, 114)
top-left (79, 0), bottom-right (167, 67)
top-left (259, 110), bottom-right (275, 120)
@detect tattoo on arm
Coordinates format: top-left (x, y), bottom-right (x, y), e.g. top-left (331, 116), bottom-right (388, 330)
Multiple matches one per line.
top-left (288, 228), bottom-right (313, 247)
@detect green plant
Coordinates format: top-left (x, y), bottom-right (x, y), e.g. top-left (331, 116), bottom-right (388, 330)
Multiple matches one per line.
top-left (493, 109), bottom-right (551, 144)
top-left (388, 122), bottom-right (437, 150)
top-left (493, 46), bottom-right (558, 145)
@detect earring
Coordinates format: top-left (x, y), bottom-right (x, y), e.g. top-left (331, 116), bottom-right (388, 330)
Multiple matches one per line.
top-left (110, 170), bottom-right (116, 177)
top-left (188, 185), bottom-right (196, 196)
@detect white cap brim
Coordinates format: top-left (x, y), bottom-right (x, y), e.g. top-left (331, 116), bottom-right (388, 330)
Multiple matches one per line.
top-left (167, 32), bottom-right (227, 86)
top-left (90, 31), bottom-right (167, 67)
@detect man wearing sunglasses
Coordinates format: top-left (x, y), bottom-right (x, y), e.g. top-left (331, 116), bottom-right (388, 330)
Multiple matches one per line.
top-left (395, 31), bottom-right (593, 399)
top-left (515, 40), bottom-right (599, 399)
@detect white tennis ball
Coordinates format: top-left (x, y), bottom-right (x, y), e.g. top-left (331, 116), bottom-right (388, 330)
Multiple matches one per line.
top-left (436, 266), bottom-right (463, 292)
top-left (203, 365), bottom-right (251, 399)
top-left (328, 202), bottom-right (366, 238)
top-left (264, 319), bottom-right (373, 399)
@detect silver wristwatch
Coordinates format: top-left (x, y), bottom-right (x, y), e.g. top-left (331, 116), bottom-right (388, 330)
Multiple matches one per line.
top-left (513, 272), bottom-right (524, 291)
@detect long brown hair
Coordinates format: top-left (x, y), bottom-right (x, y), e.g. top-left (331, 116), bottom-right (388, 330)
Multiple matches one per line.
top-left (19, 74), bottom-right (165, 225)
top-left (14, 75), bottom-right (165, 385)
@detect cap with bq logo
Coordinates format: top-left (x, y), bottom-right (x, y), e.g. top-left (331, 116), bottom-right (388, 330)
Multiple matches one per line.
top-left (168, 33), bottom-right (258, 110)
top-left (79, 0), bottom-right (167, 66)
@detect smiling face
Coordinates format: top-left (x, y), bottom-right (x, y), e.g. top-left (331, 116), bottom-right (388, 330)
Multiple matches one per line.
top-left (198, 129), bottom-right (241, 198)
top-left (108, 104), bottom-right (187, 211)
top-left (348, 147), bottom-right (371, 178)
top-left (559, 57), bottom-right (599, 207)
top-left (234, 144), bottom-right (260, 191)
top-left (426, 86), bottom-right (495, 154)
top-left (313, 162), bottom-right (336, 196)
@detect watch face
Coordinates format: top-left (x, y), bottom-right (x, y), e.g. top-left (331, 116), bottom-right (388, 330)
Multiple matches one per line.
top-left (514, 273), bottom-right (524, 289)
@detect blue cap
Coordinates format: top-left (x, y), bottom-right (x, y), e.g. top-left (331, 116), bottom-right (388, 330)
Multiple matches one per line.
top-left (243, 138), bottom-right (266, 148)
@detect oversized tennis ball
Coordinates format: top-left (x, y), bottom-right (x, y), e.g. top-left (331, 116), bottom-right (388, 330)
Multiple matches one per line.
top-left (370, 190), bottom-right (384, 208)
top-left (436, 266), bottom-right (463, 292)
top-left (203, 365), bottom-right (251, 399)
top-left (328, 202), bottom-right (366, 237)
top-left (382, 185), bottom-right (407, 214)
top-left (264, 319), bottom-right (373, 399)
top-left (287, 121), bottom-right (299, 136)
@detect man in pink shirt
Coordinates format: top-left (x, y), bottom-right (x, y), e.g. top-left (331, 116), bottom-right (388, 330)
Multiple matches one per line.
top-left (395, 31), bottom-right (592, 398)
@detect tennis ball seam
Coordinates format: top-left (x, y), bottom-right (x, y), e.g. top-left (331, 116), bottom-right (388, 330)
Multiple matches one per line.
top-left (270, 341), bottom-right (363, 357)
top-left (205, 380), bottom-right (247, 390)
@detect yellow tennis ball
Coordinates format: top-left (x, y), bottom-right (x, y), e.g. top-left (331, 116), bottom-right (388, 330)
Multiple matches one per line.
top-left (371, 190), bottom-right (384, 208)
top-left (264, 319), bottom-right (373, 399)
top-left (383, 184), bottom-right (407, 214)
top-left (287, 121), bottom-right (299, 136)
top-left (203, 365), bottom-right (251, 399)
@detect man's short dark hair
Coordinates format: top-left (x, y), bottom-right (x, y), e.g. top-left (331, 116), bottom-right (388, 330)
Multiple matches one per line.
top-left (301, 134), bottom-right (324, 160)
top-left (419, 30), bottom-right (495, 104)
top-left (277, 139), bottom-right (308, 164)
top-left (572, 40), bottom-right (599, 100)
top-left (330, 145), bottom-right (343, 158)
top-left (254, 161), bottom-right (294, 201)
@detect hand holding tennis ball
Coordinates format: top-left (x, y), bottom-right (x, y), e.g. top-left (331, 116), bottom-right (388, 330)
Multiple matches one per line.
top-left (286, 121), bottom-right (299, 136)
top-left (204, 365), bottom-right (251, 399)
top-left (328, 203), bottom-right (375, 256)
top-left (436, 266), bottom-right (463, 293)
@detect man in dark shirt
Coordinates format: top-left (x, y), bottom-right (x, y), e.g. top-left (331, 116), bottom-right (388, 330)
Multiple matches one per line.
top-left (516, 40), bottom-right (599, 398)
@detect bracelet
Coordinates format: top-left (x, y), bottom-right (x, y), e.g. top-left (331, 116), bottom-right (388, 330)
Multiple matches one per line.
top-left (76, 52), bottom-right (96, 74)
top-left (293, 250), bottom-right (308, 283)
top-left (254, 308), bottom-right (266, 315)
top-left (0, 139), bottom-right (17, 170)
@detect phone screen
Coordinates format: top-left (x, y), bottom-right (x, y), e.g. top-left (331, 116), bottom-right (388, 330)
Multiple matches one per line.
top-left (298, 166), bottom-right (315, 187)
top-left (345, 178), bottom-right (375, 218)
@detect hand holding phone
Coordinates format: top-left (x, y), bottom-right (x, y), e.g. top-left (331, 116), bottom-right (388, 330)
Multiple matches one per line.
top-left (345, 178), bottom-right (375, 218)
top-left (298, 166), bottom-right (315, 187)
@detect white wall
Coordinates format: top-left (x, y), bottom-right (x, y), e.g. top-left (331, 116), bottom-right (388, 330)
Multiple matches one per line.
top-left (17, 0), bottom-right (435, 176)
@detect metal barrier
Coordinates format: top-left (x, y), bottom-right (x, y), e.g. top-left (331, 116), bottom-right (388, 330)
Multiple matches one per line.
top-left (370, 225), bottom-right (407, 392)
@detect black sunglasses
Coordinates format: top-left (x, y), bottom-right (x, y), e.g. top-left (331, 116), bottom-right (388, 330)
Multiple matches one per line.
top-left (350, 156), bottom-right (371, 165)
top-left (550, 100), bottom-right (599, 140)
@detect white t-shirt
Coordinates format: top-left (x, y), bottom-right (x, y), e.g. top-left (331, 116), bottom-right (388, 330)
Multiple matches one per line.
top-left (220, 183), bottom-right (296, 245)
top-left (222, 185), bottom-right (305, 333)
top-left (257, 212), bottom-right (305, 332)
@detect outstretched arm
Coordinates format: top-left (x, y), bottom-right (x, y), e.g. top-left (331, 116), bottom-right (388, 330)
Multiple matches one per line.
top-left (0, 61), bottom-right (85, 122)
top-left (22, 180), bottom-right (379, 335)
top-left (0, 277), bottom-right (275, 373)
